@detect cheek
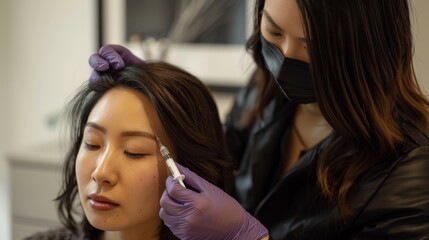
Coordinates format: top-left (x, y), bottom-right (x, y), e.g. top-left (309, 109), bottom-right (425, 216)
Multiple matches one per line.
top-left (130, 158), bottom-right (168, 206)
top-left (260, 18), bottom-right (266, 33)
top-left (133, 168), bottom-right (162, 197)
top-left (75, 150), bottom-right (94, 188)
top-left (129, 174), bottom-right (160, 217)
top-left (260, 18), bottom-right (272, 39)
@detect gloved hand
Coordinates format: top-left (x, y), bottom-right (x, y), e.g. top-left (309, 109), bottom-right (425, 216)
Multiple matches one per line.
top-left (159, 163), bottom-right (269, 240)
top-left (88, 44), bottom-right (144, 82)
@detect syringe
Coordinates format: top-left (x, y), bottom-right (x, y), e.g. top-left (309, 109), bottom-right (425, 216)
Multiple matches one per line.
top-left (156, 137), bottom-right (186, 188)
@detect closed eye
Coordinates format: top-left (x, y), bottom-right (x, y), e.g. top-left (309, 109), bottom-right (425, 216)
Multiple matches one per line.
top-left (268, 31), bottom-right (282, 38)
top-left (84, 142), bottom-right (100, 151)
top-left (264, 26), bottom-right (282, 39)
top-left (125, 151), bottom-right (148, 159)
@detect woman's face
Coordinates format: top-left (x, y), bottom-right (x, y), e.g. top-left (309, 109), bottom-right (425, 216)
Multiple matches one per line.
top-left (261, 0), bottom-right (309, 62)
top-left (76, 87), bottom-right (168, 238)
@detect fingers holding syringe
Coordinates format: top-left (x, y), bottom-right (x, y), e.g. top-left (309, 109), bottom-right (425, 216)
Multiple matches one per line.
top-left (159, 176), bottom-right (198, 218)
top-left (159, 164), bottom-right (210, 215)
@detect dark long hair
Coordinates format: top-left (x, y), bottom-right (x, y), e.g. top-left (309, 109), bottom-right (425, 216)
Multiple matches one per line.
top-left (247, 0), bottom-right (429, 218)
top-left (56, 62), bottom-right (234, 239)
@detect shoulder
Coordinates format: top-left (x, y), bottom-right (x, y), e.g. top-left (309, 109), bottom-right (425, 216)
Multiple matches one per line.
top-left (371, 143), bottom-right (429, 207)
top-left (387, 123), bottom-right (429, 191)
top-left (348, 127), bottom-right (429, 238)
top-left (22, 227), bottom-right (83, 240)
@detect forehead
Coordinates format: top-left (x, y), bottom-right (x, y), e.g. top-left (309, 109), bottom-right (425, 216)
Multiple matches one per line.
top-left (87, 87), bottom-right (162, 135)
top-left (263, 0), bottom-right (305, 38)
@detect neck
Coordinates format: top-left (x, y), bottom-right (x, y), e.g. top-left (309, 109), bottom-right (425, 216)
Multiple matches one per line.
top-left (102, 231), bottom-right (159, 240)
top-left (101, 223), bottom-right (160, 240)
top-left (295, 103), bottom-right (329, 126)
top-left (293, 103), bottom-right (332, 149)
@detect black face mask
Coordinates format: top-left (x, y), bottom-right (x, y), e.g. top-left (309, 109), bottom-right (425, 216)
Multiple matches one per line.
top-left (260, 36), bottom-right (316, 103)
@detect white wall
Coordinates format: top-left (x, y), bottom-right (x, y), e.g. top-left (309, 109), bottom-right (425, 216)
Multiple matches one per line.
top-left (0, 0), bottom-right (11, 239)
top-left (8, 0), bottom-right (97, 148)
top-left (413, 0), bottom-right (429, 94)
top-left (0, 1), bottom-right (96, 239)
top-left (0, 0), bottom-right (11, 155)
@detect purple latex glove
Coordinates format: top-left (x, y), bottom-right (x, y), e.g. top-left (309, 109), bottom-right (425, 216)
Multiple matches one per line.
top-left (88, 44), bottom-right (144, 83)
top-left (159, 163), bottom-right (269, 240)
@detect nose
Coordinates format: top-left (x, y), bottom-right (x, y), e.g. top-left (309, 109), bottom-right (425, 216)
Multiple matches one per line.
top-left (279, 38), bottom-right (302, 60)
top-left (91, 147), bottom-right (119, 186)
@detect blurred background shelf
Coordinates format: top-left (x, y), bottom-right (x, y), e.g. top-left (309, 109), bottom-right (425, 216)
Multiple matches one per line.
top-left (7, 141), bottom-right (64, 240)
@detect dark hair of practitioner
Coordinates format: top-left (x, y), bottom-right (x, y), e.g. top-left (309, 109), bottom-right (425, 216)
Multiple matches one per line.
top-left (246, 0), bottom-right (429, 217)
top-left (56, 62), bottom-right (235, 239)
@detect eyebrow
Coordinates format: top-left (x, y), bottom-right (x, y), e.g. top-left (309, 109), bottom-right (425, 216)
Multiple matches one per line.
top-left (263, 10), bottom-right (283, 31)
top-left (263, 10), bottom-right (307, 43)
top-left (85, 122), bottom-right (157, 141)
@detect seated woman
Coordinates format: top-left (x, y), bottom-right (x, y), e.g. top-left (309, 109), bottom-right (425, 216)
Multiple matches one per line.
top-left (24, 62), bottom-right (234, 240)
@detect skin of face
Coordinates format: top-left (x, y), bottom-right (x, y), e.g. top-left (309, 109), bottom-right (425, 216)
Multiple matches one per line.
top-left (76, 87), bottom-right (169, 239)
top-left (261, 0), bottom-right (309, 62)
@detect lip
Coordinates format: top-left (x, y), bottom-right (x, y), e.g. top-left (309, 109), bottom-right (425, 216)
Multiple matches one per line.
top-left (88, 194), bottom-right (119, 211)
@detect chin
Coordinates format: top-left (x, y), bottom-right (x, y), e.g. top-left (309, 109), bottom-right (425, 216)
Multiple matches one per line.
top-left (83, 208), bottom-right (123, 231)
top-left (87, 215), bottom-right (124, 231)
